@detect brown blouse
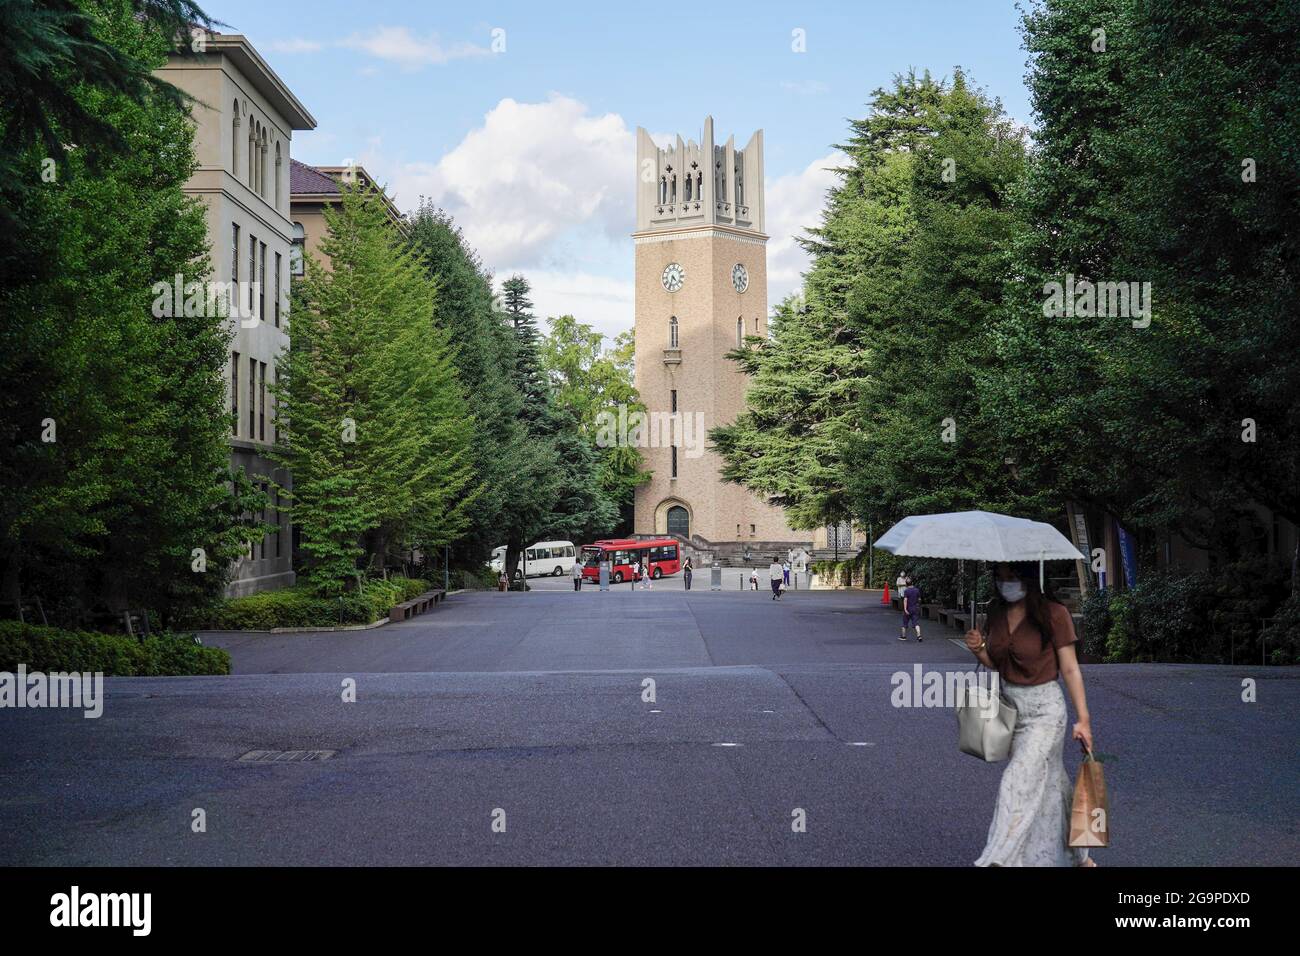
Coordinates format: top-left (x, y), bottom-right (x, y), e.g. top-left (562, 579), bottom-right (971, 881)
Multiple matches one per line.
top-left (986, 601), bottom-right (1077, 686)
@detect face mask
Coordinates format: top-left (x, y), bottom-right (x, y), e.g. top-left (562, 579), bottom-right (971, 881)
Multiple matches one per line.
top-left (997, 580), bottom-right (1027, 603)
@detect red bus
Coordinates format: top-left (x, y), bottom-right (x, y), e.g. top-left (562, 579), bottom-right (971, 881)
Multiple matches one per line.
top-left (580, 538), bottom-right (682, 583)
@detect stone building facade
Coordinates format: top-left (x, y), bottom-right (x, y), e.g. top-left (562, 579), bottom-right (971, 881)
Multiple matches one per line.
top-left (631, 117), bottom-right (807, 553)
top-left (156, 34), bottom-right (315, 596)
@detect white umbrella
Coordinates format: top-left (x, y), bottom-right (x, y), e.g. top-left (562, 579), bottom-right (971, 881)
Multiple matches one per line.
top-left (874, 510), bottom-right (1084, 622)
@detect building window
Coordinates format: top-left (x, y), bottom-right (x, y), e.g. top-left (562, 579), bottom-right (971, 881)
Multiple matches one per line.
top-left (258, 361), bottom-right (267, 441)
top-left (259, 241), bottom-right (267, 323)
top-left (231, 103), bottom-right (240, 175)
top-left (666, 506), bottom-right (689, 537)
top-left (274, 488), bottom-right (282, 558)
top-left (670, 389), bottom-right (677, 413)
top-left (248, 356), bottom-right (256, 437)
top-left (231, 352), bottom-right (240, 436)
top-left (248, 235), bottom-right (256, 319)
top-left (274, 252), bottom-right (282, 327)
top-left (750, 524), bottom-right (756, 536)
top-left (268, 361), bottom-right (276, 443)
top-left (248, 124), bottom-right (255, 190)
top-left (231, 224), bottom-right (239, 313)
top-left (274, 142), bottom-right (282, 207)
top-left (668, 316), bottom-right (679, 348)
top-left (290, 223), bottom-right (305, 276)
top-left (671, 444), bottom-right (678, 479)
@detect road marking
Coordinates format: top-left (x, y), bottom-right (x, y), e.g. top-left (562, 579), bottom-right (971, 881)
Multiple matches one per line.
top-left (761, 709), bottom-right (775, 714)
top-left (848, 742), bottom-right (876, 747)
top-left (712, 742), bottom-right (742, 747)
top-left (649, 709), bottom-right (662, 714)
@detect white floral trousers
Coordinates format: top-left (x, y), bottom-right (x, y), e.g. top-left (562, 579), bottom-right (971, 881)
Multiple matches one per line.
top-left (974, 680), bottom-right (1090, 867)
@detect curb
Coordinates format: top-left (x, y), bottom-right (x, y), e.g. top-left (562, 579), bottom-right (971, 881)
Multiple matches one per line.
top-left (206, 591), bottom-right (463, 635)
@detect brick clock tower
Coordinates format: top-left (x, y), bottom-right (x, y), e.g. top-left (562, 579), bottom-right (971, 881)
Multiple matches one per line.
top-left (631, 117), bottom-right (804, 551)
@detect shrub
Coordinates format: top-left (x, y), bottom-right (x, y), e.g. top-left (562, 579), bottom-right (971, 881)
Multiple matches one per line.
top-left (1259, 593), bottom-right (1300, 666)
top-left (0, 621), bottom-right (230, 676)
top-left (200, 577), bottom-right (432, 630)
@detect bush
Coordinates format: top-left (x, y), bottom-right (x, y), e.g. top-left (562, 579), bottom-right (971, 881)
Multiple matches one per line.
top-left (199, 577), bottom-right (431, 630)
top-left (0, 621), bottom-right (230, 676)
top-left (1259, 593), bottom-right (1300, 666)
top-left (1079, 588), bottom-right (1112, 658)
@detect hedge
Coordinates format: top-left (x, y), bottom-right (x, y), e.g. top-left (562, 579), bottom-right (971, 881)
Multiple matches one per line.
top-left (0, 621), bottom-right (230, 676)
top-left (201, 576), bottom-right (432, 630)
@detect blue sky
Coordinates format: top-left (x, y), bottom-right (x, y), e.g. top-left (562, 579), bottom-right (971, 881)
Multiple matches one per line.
top-left (214, 0), bottom-right (1032, 338)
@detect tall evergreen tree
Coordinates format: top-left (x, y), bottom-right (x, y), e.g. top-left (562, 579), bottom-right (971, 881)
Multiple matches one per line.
top-left (0, 0), bottom-right (260, 623)
top-left (274, 184), bottom-right (475, 594)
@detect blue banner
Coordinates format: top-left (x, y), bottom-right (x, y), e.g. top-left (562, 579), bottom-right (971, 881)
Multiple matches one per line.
top-left (1115, 522), bottom-right (1138, 588)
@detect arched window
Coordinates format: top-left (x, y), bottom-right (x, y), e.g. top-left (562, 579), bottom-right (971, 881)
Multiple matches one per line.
top-left (668, 316), bottom-right (679, 348)
top-left (659, 176), bottom-right (667, 205)
top-left (248, 123), bottom-right (256, 190)
top-left (290, 222), bottom-right (305, 276)
top-left (684, 173), bottom-right (692, 201)
top-left (670, 174), bottom-right (677, 203)
top-left (696, 170), bottom-right (703, 198)
top-left (231, 102), bottom-right (240, 175)
top-left (274, 142), bottom-right (282, 206)
top-left (260, 129), bottom-right (268, 196)
top-left (666, 506), bottom-right (689, 537)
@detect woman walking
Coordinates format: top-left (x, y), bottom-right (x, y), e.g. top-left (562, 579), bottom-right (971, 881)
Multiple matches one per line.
top-left (964, 562), bottom-right (1096, 867)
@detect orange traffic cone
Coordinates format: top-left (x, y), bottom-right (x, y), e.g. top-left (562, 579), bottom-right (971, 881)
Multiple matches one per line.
top-left (881, 581), bottom-right (891, 606)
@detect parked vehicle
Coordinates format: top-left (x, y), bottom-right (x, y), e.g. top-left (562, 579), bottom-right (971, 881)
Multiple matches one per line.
top-left (579, 538), bottom-right (681, 583)
top-left (489, 541), bottom-right (578, 579)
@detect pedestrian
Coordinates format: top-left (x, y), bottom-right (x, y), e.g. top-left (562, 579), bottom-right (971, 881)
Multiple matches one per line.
top-left (749, 567), bottom-right (759, 591)
top-left (964, 562), bottom-right (1097, 867)
top-left (782, 560), bottom-right (791, 587)
top-left (895, 568), bottom-right (908, 596)
top-left (642, 558), bottom-right (652, 589)
top-left (571, 556), bottom-right (583, 591)
top-left (630, 558), bottom-right (641, 590)
top-left (769, 556), bottom-right (784, 600)
top-left (899, 576), bottom-right (922, 642)
top-left (497, 570), bottom-right (508, 592)
top-left (683, 557), bottom-right (693, 590)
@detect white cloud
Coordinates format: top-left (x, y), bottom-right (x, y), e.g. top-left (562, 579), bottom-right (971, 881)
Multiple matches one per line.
top-left (764, 151), bottom-right (842, 302)
top-left (382, 95), bottom-right (634, 267)
top-left (341, 26), bottom-right (489, 70)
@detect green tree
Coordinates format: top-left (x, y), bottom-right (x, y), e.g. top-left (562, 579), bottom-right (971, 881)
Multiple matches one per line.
top-left (274, 184), bottom-right (475, 594)
top-left (541, 315), bottom-right (649, 521)
top-left (0, 0), bottom-right (260, 623)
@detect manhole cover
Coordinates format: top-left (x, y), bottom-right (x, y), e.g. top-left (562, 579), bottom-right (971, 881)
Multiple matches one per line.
top-left (238, 749), bottom-right (336, 762)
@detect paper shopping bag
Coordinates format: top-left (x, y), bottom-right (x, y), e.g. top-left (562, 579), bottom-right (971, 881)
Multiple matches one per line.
top-left (1068, 752), bottom-right (1110, 847)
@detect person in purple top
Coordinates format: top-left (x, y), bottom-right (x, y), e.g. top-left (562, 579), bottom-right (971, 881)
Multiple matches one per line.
top-left (899, 577), bottom-right (922, 642)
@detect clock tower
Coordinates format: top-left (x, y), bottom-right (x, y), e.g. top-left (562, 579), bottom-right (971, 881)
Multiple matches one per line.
top-left (631, 117), bottom-right (802, 549)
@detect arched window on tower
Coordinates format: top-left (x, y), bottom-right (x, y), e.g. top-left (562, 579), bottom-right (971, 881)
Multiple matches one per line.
top-left (696, 170), bottom-right (703, 199)
top-left (659, 176), bottom-right (667, 205)
top-left (669, 316), bottom-right (679, 349)
top-left (670, 174), bottom-right (677, 203)
top-left (735, 160), bottom-right (744, 205)
top-left (684, 173), bottom-right (692, 201)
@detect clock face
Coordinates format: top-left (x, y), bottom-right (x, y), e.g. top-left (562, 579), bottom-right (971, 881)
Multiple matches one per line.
top-left (731, 263), bottom-right (749, 293)
top-left (661, 262), bottom-right (685, 293)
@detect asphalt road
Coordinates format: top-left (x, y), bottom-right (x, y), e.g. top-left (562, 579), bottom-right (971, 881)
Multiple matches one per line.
top-left (2, 587), bottom-right (1296, 866)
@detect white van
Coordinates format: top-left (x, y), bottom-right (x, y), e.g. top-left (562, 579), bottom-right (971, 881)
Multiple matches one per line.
top-left (489, 541), bottom-right (577, 579)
